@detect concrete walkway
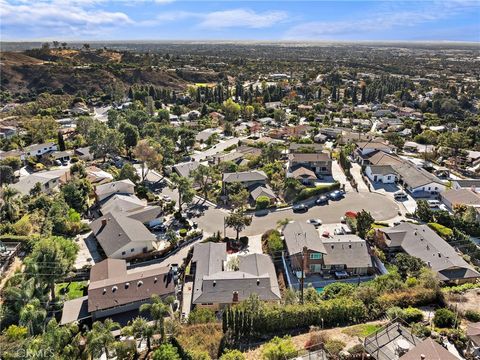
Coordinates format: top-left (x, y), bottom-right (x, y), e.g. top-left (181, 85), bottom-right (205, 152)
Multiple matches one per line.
top-left (331, 160), bottom-right (353, 192)
top-left (350, 162), bottom-right (370, 192)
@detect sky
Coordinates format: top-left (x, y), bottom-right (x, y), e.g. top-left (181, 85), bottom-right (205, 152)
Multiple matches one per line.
top-left (1, 0), bottom-right (479, 42)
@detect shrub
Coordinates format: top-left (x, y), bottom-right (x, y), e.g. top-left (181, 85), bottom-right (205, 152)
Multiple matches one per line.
top-left (188, 308), bottom-right (216, 325)
top-left (239, 236), bottom-right (249, 247)
top-left (428, 222), bottom-right (453, 239)
top-left (305, 332), bottom-right (329, 351)
top-left (4, 325), bottom-right (28, 341)
top-left (402, 307), bottom-right (424, 323)
top-left (464, 310), bottom-right (480, 322)
top-left (179, 229), bottom-right (188, 237)
top-left (256, 196), bottom-right (271, 210)
top-left (152, 343), bottom-right (181, 360)
top-left (433, 308), bottom-right (457, 328)
top-left (324, 339), bottom-right (346, 357)
top-left (411, 323), bottom-right (431, 338)
top-left (262, 229), bottom-right (284, 255)
top-left (347, 344), bottom-right (365, 355)
top-left (261, 336), bottom-right (297, 360)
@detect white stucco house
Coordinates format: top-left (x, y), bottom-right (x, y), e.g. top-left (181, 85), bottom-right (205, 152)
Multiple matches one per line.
top-left (365, 165), bottom-right (397, 183)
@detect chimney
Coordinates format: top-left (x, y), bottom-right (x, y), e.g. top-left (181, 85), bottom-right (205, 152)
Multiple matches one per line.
top-left (101, 219), bottom-right (107, 226)
top-left (420, 355), bottom-right (426, 360)
top-left (232, 291), bottom-right (239, 303)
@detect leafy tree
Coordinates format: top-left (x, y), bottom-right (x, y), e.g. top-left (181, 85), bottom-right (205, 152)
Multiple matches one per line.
top-left (86, 319), bottom-right (120, 359)
top-left (1, 156), bottom-right (22, 171)
top-left (225, 211), bottom-right (252, 240)
top-left (416, 200), bottom-right (433, 222)
top-left (89, 123), bottom-right (124, 162)
top-left (57, 131), bottom-right (66, 151)
top-left (61, 178), bottom-right (92, 213)
top-left (433, 308), bottom-right (457, 328)
top-left (261, 336), bottom-right (297, 360)
top-left (262, 144), bottom-right (282, 163)
top-left (119, 122), bottom-right (139, 155)
top-left (255, 196), bottom-right (270, 210)
top-left (356, 210), bottom-right (374, 238)
top-left (19, 299), bottom-right (46, 335)
top-left (134, 139), bottom-right (163, 182)
top-left (76, 116), bottom-right (96, 138)
top-left (273, 109), bottom-right (287, 124)
top-left (140, 294), bottom-right (173, 341)
top-left (129, 316), bottom-right (155, 351)
top-left (118, 163), bottom-right (140, 184)
top-left (0, 165), bottom-right (14, 185)
top-left (26, 236), bottom-right (78, 299)
top-left (0, 186), bottom-right (21, 222)
top-left (24, 116), bottom-right (59, 143)
top-left (320, 282), bottom-right (355, 300)
top-left (384, 132), bottom-right (405, 149)
top-left (228, 187), bottom-right (250, 210)
top-left (222, 98), bottom-right (241, 122)
top-left (394, 253), bottom-right (425, 279)
top-left (192, 164), bottom-right (217, 200)
top-left (152, 343), bottom-right (181, 360)
top-left (169, 173), bottom-right (195, 210)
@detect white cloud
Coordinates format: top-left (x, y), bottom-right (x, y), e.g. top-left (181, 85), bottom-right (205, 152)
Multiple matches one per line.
top-left (283, 1), bottom-right (479, 40)
top-left (199, 9), bottom-right (288, 29)
top-left (153, 8), bottom-right (287, 29)
top-left (0, 0), bottom-right (132, 37)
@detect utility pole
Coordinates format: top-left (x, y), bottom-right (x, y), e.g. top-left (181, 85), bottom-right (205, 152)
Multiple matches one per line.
top-left (300, 246), bottom-right (306, 305)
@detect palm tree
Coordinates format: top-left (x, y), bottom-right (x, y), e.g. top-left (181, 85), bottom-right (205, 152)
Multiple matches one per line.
top-left (128, 317), bottom-right (155, 352)
top-left (139, 295), bottom-right (172, 342)
top-left (1, 186), bottom-right (20, 222)
top-left (86, 319), bottom-right (120, 359)
top-left (19, 299), bottom-right (46, 335)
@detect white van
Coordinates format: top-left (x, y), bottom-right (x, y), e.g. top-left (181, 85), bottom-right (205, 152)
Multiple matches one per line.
top-left (427, 200), bottom-right (440, 208)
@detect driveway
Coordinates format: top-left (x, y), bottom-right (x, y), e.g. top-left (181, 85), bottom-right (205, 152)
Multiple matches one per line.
top-left (331, 160), bottom-right (352, 192)
top-left (350, 163), bottom-right (369, 192)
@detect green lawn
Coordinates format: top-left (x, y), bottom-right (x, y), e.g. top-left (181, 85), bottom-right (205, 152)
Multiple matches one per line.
top-left (342, 323), bottom-right (382, 338)
top-left (56, 281), bottom-right (87, 300)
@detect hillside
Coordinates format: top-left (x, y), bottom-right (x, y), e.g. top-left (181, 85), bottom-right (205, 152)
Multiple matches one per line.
top-left (0, 50), bottom-right (209, 98)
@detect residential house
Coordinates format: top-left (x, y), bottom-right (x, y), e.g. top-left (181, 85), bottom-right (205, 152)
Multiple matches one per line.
top-left (287, 152), bottom-right (332, 184)
top-left (364, 321), bottom-right (457, 360)
top-left (377, 223), bottom-right (480, 284)
top-left (365, 165), bottom-right (397, 183)
top-left (86, 166), bottom-right (113, 185)
top-left (74, 147), bottom-right (93, 161)
top-left (451, 179), bottom-right (480, 190)
top-left (195, 128), bottom-right (222, 144)
top-left (173, 161), bottom-right (201, 178)
top-left (22, 142), bottom-right (57, 160)
top-left (61, 258), bottom-right (175, 324)
top-left (355, 141), bottom-right (396, 159)
top-left (289, 143), bottom-right (324, 154)
top-left (90, 211), bottom-right (158, 259)
top-left (0, 126), bottom-right (17, 139)
top-left (95, 179), bottom-right (135, 202)
top-left (11, 168), bottom-right (71, 196)
top-left (403, 141), bottom-right (435, 154)
top-left (211, 146), bottom-right (262, 166)
top-left (49, 150), bottom-right (73, 163)
top-left (441, 189), bottom-right (480, 221)
top-left (191, 242), bottom-right (281, 309)
top-left (283, 222), bottom-right (373, 277)
top-left (0, 149), bottom-right (23, 161)
top-left (363, 151), bottom-right (446, 195)
top-left (466, 322), bottom-right (480, 357)
top-left (222, 170), bottom-right (268, 194)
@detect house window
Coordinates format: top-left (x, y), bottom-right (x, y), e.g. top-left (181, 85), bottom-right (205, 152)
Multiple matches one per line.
top-left (131, 248), bottom-right (134, 252)
top-left (309, 264), bottom-right (322, 273)
top-left (387, 176), bottom-right (391, 180)
top-left (310, 253), bottom-right (322, 260)
top-left (122, 251), bottom-right (126, 256)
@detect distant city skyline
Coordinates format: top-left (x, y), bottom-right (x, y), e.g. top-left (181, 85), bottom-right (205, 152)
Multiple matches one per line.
top-left (1, 0), bottom-right (479, 42)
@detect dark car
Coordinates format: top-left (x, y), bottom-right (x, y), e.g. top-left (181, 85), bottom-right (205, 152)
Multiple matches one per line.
top-left (315, 195), bottom-right (329, 205)
top-left (328, 190), bottom-right (344, 201)
top-left (293, 204), bottom-right (308, 213)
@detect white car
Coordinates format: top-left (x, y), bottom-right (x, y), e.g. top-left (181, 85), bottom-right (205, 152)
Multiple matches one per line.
top-left (307, 219), bottom-right (322, 227)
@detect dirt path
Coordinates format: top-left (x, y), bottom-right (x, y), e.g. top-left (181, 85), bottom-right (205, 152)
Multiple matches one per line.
top-left (0, 257), bottom-right (23, 293)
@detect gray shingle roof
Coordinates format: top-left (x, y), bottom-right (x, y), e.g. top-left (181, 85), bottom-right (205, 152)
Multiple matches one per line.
top-left (288, 152), bottom-right (330, 163)
top-left (191, 243), bottom-right (280, 304)
top-left (223, 170), bottom-right (267, 183)
top-left (283, 221), bottom-right (327, 255)
top-left (95, 179), bottom-right (135, 200)
top-left (369, 165), bottom-right (396, 176)
top-left (173, 161), bottom-right (201, 178)
top-left (322, 235), bottom-right (373, 269)
top-left (90, 211), bottom-right (156, 257)
top-left (380, 223), bottom-right (480, 282)
top-left (250, 184), bottom-right (276, 200)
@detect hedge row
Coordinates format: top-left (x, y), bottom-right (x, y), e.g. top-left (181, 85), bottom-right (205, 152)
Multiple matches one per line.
top-left (296, 182), bottom-right (340, 201)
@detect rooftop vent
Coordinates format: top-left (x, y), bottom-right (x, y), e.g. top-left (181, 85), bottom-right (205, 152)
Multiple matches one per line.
top-left (138, 281), bottom-right (143, 287)
top-left (213, 280), bottom-right (216, 287)
top-left (125, 283), bottom-right (129, 289)
top-left (112, 286), bottom-right (118, 292)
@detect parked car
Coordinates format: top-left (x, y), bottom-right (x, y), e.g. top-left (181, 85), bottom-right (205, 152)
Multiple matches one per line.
top-left (328, 190), bottom-right (344, 201)
top-left (293, 204), bottom-right (308, 213)
top-left (307, 218), bottom-right (322, 227)
top-left (394, 191), bottom-right (408, 201)
top-left (427, 199), bottom-right (440, 208)
top-left (315, 195), bottom-right (329, 205)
